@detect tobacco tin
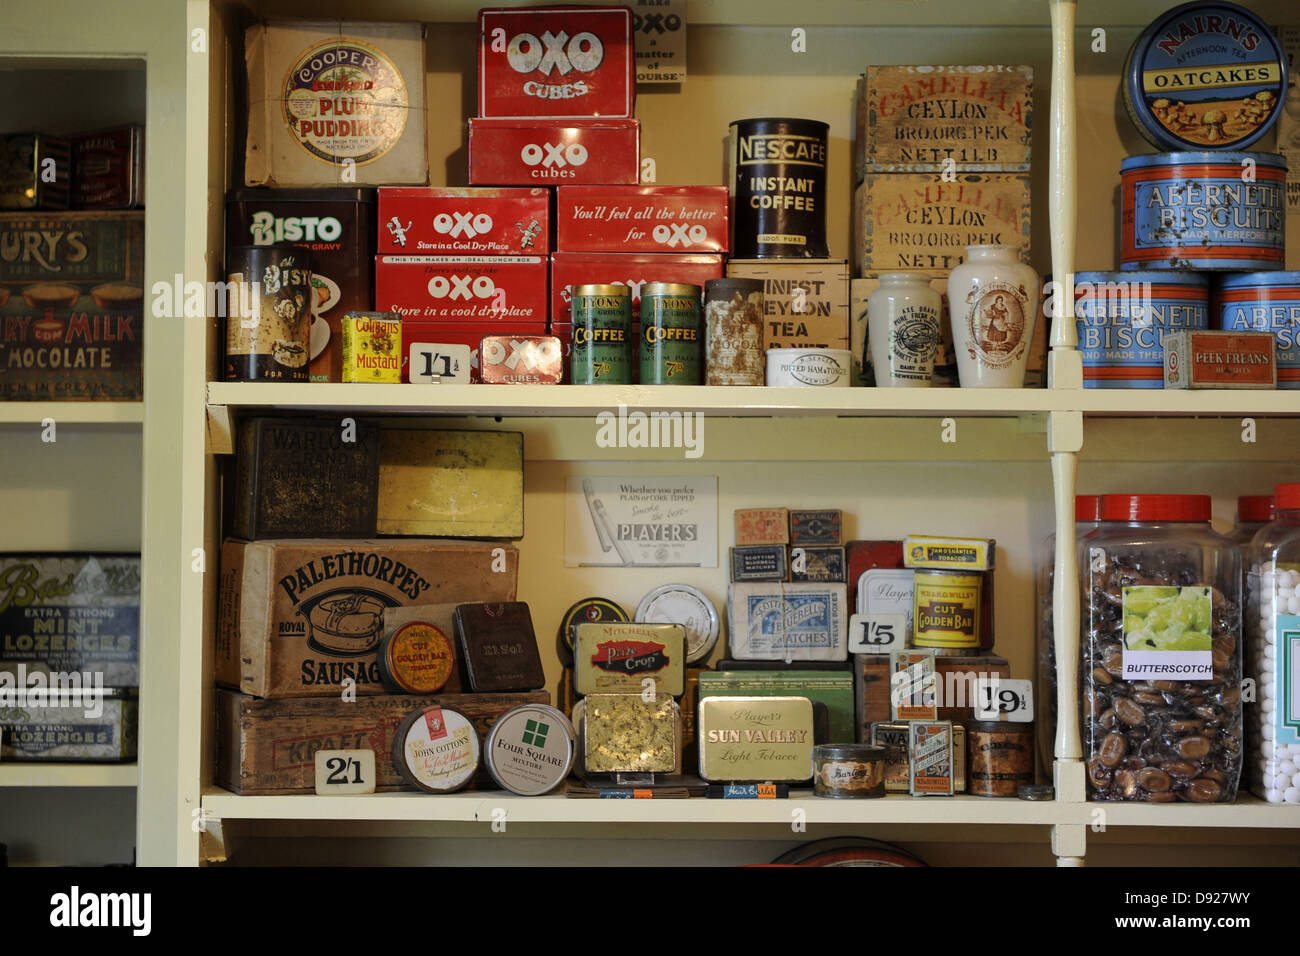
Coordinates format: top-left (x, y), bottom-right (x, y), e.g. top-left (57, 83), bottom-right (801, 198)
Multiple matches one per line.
top-left (377, 621), bottom-right (456, 695)
top-left (453, 602), bottom-right (546, 692)
top-left (904, 535), bottom-right (995, 570)
top-left (484, 703), bottom-right (576, 796)
top-left (872, 719), bottom-right (966, 793)
top-left (574, 622), bottom-right (686, 697)
top-left (582, 694), bottom-right (679, 774)
top-left (697, 695), bottom-right (815, 783)
top-left (890, 650), bottom-right (938, 721)
top-left (909, 720), bottom-right (954, 796)
top-left (634, 584), bottom-right (720, 665)
top-left (393, 704), bottom-right (481, 793)
top-left (557, 597), bottom-right (628, 668)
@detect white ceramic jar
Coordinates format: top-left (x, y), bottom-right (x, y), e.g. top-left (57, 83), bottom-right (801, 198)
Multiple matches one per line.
top-left (948, 245), bottom-right (1039, 388)
top-left (867, 273), bottom-right (940, 387)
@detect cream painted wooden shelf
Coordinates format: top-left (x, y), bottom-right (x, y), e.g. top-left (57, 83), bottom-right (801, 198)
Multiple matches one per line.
top-left (0, 764), bottom-right (137, 788)
top-left (0, 402), bottom-right (144, 425)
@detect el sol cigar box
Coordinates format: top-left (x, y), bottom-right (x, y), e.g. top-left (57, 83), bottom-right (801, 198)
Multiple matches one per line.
top-left (550, 251), bottom-right (724, 324)
top-left (376, 255), bottom-right (549, 325)
top-left (854, 653), bottom-right (1010, 736)
top-left (477, 6), bottom-right (635, 119)
top-left (376, 429), bottom-right (524, 538)
top-left (453, 602), bottom-right (545, 692)
top-left (215, 538), bottom-right (518, 698)
top-left (1162, 330), bottom-right (1277, 389)
top-left (232, 416), bottom-right (380, 540)
top-left (698, 696), bottom-right (814, 783)
top-left (244, 20), bottom-right (428, 188)
top-left (215, 688), bottom-right (547, 793)
top-left (724, 259), bottom-right (849, 351)
top-left (0, 553), bottom-right (140, 687)
top-left (377, 187), bottom-right (550, 256)
top-left (556, 185), bottom-right (729, 253)
top-left (854, 174), bottom-right (1030, 276)
top-left (734, 508), bottom-right (790, 547)
top-left (468, 118), bottom-right (640, 186)
top-left (726, 581), bottom-right (848, 662)
top-left (0, 210), bottom-right (143, 401)
top-left (699, 669), bottom-right (854, 743)
top-left (857, 65), bottom-right (1032, 176)
top-left (574, 622), bottom-right (686, 697)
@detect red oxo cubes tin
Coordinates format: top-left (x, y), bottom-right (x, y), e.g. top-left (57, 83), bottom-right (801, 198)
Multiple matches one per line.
top-left (378, 187), bottom-right (549, 255)
top-left (376, 256), bottom-right (549, 324)
top-left (478, 6), bottom-right (635, 119)
top-left (402, 322), bottom-right (550, 383)
top-left (468, 118), bottom-right (640, 185)
top-left (556, 186), bottom-right (729, 253)
top-left (480, 334), bottom-right (565, 384)
top-left (550, 252), bottom-right (725, 324)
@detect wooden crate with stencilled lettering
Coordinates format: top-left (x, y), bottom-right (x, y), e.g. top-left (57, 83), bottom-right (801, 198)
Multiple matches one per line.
top-left (724, 259), bottom-right (849, 350)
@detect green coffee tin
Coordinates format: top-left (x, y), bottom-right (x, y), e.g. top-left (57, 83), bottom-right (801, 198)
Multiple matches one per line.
top-left (571, 283), bottom-right (632, 384)
top-left (640, 282), bottom-right (702, 385)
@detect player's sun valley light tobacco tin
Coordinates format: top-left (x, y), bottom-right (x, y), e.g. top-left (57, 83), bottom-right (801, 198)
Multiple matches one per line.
top-left (697, 696), bottom-right (815, 783)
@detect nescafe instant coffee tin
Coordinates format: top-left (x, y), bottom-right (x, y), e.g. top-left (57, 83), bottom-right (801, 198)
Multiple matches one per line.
top-left (225, 245), bottom-right (313, 381)
top-left (640, 282), bottom-right (702, 384)
top-left (729, 118), bottom-right (829, 259)
top-left (571, 283), bottom-right (632, 384)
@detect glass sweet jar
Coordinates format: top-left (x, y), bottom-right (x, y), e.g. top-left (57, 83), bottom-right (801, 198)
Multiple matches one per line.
top-left (1083, 494), bottom-right (1242, 803)
top-left (947, 245), bottom-right (1040, 388)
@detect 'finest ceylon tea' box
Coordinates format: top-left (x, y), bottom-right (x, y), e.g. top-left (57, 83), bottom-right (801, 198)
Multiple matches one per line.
top-left (697, 696), bottom-right (814, 783)
top-left (727, 581), bottom-right (848, 661)
top-left (724, 259), bottom-right (849, 350)
top-left (574, 622), bottom-right (687, 697)
top-left (216, 539), bottom-right (518, 698)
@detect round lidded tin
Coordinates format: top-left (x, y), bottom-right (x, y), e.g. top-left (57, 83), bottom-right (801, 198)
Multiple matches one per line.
top-left (635, 583), bottom-right (720, 665)
top-left (1215, 271), bottom-right (1300, 389)
top-left (966, 719), bottom-right (1035, 798)
top-left (570, 283), bottom-right (632, 384)
top-left (912, 569), bottom-right (981, 653)
top-left (556, 597), bottom-right (629, 667)
top-left (377, 621), bottom-right (455, 694)
top-left (484, 703), bottom-right (576, 796)
top-left (812, 744), bottom-right (887, 798)
top-left (729, 118), bottom-right (830, 259)
top-left (1074, 270), bottom-right (1209, 388)
top-left (1019, 783), bottom-right (1054, 801)
top-left (1122, 2), bottom-right (1286, 153)
top-left (1120, 152), bottom-right (1286, 271)
top-left (640, 282), bottom-right (702, 385)
top-left (704, 277), bottom-right (765, 385)
top-left (392, 704), bottom-right (480, 794)
top-left (225, 245), bottom-right (314, 381)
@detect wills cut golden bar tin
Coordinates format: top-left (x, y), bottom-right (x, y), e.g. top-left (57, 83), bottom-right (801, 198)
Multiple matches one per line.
top-left (574, 622), bottom-right (686, 697)
top-left (697, 696), bottom-right (814, 783)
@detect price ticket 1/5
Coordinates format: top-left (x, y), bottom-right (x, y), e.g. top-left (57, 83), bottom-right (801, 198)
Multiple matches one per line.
top-left (847, 612), bottom-right (905, 654)
top-left (314, 749), bottom-right (377, 795)
top-left (972, 677), bottom-right (1033, 722)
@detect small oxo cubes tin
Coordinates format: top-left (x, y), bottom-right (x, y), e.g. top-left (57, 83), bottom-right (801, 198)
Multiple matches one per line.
top-left (479, 334), bottom-right (564, 384)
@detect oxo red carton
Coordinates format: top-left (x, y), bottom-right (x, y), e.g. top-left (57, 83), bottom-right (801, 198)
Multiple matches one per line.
top-left (375, 256), bottom-right (549, 324)
top-left (556, 185), bottom-right (729, 253)
top-left (377, 187), bottom-right (550, 255)
top-left (402, 321), bottom-right (549, 383)
top-left (549, 251), bottom-right (724, 324)
top-left (478, 6), bottom-right (635, 119)
top-left (468, 118), bottom-right (640, 186)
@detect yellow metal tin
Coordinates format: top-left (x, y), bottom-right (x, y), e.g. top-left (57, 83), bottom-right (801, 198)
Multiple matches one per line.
top-left (342, 311), bottom-right (402, 383)
top-left (574, 622), bottom-right (686, 697)
top-left (697, 696), bottom-right (814, 783)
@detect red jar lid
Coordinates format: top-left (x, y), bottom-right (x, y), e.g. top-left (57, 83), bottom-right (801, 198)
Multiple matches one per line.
top-left (1076, 495), bottom-right (1102, 522)
top-left (1100, 494), bottom-right (1211, 522)
top-left (1276, 484), bottom-right (1300, 511)
top-left (1237, 495), bottom-right (1276, 523)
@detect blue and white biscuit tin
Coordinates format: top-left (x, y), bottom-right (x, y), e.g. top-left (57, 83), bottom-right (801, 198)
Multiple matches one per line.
top-left (1216, 272), bottom-right (1300, 389)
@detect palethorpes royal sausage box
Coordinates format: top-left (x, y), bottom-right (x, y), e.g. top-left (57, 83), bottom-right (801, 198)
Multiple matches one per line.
top-left (477, 6), bottom-right (635, 119)
top-left (378, 187), bottom-right (549, 255)
top-left (216, 539), bottom-right (518, 698)
top-left (375, 255), bottom-right (549, 323)
top-left (468, 118), bottom-right (640, 185)
top-left (555, 185), bottom-right (729, 253)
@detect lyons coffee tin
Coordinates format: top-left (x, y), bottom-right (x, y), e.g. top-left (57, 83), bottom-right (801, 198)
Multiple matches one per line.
top-left (1120, 152), bottom-right (1286, 271)
top-left (1122, 2), bottom-right (1286, 152)
top-left (728, 118), bottom-right (829, 259)
top-left (484, 703), bottom-right (576, 796)
top-left (571, 283), bottom-right (632, 384)
top-left (224, 245), bottom-right (314, 381)
top-left (1216, 272), bottom-right (1300, 388)
top-left (640, 282), bottom-right (702, 385)
top-left (1075, 271), bottom-right (1209, 388)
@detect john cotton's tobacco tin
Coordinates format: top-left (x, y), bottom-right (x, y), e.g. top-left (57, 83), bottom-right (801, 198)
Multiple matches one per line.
top-left (571, 283), bottom-right (632, 384)
top-left (640, 282), bottom-right (702, 384)
top-left (485, 703), bottom-right (576, 796)
top-left (574, 621), bottom-right (686, 697)
top-left (393, 704), bottom-right (481, 793)
top-left (634, 584), bottom-right (720, 665)
top-left (698, 696), bottom-right (815, 783)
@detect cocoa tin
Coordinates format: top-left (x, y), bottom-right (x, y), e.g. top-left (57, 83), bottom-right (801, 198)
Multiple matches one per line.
top-left (697, 696), bottom-right (815, 783)
top-left (232, 416), bottom-right (380, 539)
top-left (728, 118), bottom-right (830, 259)
top-left (1216, 271), bottom-right (1300, 387)
top-left (377, 620), bottom-right (456, 695)
top-left (574, 621), bottom-right (686, 697)
top-left (71, 125), bottom-right (144, 208)
top-left (1162, 329), bottom-right (1276, 388)
top-left (224, 245), bottom-right (314, 382)
top-left (377, 187), bottom-right (549, 255)
top-left (634, 584), bottom-right (720, 665)
top-left (703, 277), bottom-right (765, 385)
top-left (556, 185), bottom-right (729, 253)
top-left (484, 703), bottom-right (576, 795)
top-left (581, 694), bottom-right (680, 774)
top-left (477, 7), bottom-right (636, 119)
top-left (789, 510), bottom-right (842, 547)
top-left (1120, 151), bottom-right (1286, 271)
top-left (0, 134), bottom-right (69, 209)
top-left (909, 719), bottom-right (954, 795)
top-left (468, 118), bottom-right (640, 186)
top-left (393, 704), bottom-right (481, 793)
top-left (557, 597), bottom-right (628, 667)
top-left (550, 251), bottom-right (725, 326)
top-left (376, 255), bottom-right (549, 325)
top-left (453, 602), bottom-right (545, 693)
top-left (342, 311), bottom-right (402, 383)
top-left (479, 333), bottom-right (564, 384)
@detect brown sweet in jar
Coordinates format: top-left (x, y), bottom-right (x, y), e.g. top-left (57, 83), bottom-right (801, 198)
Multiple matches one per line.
top-left (1099, 732), bottom-right (1127, 767)
top-left (1136, 767), bottom-right (1172, 792)
top-left (1186, 778), bottom-right (1223, 802)
top-left (1114, 697), bottom-right (1146, 727)
top-left (1177, 736), bottom-right (1211, 760)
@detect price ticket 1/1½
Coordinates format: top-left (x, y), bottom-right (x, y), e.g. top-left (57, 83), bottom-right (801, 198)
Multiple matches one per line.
top-left (314, 749), bottom-right (377, 795)
top-left (847, 612), bottom-right (905, 654)
top-left (972, 677), bottom-right (1033, 722)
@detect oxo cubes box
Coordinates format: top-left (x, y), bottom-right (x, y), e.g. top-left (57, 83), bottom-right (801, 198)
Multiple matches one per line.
top-left (550, 251), bottom-right (724, 324)
top-left (556, 185), bottom-right (729, 253)
top-left (478, 6), bottom-right (635, 119)
top-left (377, 187), bottom-right (550, 255)
top-left (468, 118), bottom-right (639, 186)
top-left (376, 256), bottom-right (549, 324)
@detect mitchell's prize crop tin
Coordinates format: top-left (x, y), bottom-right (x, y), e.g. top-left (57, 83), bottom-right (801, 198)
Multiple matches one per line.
top-left (570, 283), bottom-right (632, 383)
top-left (1122, 2), bottom-right (1286, 152)
top-left (1120, 152), bottom-right (1286, 271)
top-left (1216, 271), bottom-right (1300, 388)
top-left (640, 282), bottom-right (702, 384)
top-left (575, 622), bottom-right (686, 697)
top-left (1075, 270), bottom-right (1209, 388)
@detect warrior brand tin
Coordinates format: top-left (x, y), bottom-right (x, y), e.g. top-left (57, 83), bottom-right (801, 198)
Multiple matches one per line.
top-left (557, 597), bottom-right (628, 667)
top-left (634, 584), bottom-right (720, 665)
top-left (393, 704), bottom-right (481, 793)
top-left (1075, 271), bottom-right (1209, 388)
top-left (640, 282), bottom-right (702, 385)
top-left (1216, 271), bottom-right (1300, 388)
top-left (698, 696), bottom-right (815, 783)
top-left (225, 245), bottom-right (314, 382)
top-left (575, 622), bottom-right (686, 697)
top-left (484, 703), bottom-right (576, 796)
top-left (909, 720), bottom-right (954, 795)
top-left (912, 569), bottom-right (982, 653)
top-left (1120, 152), bottom-right (1286, 271)
top-left (704, 277), bottom-right (765, 385)
top-left (1123, 2), bottom-right (1286, 152)
top-left (571, 283), bottom-right (632, 383)
top-left (729, 118), bottom-right (830, 259)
